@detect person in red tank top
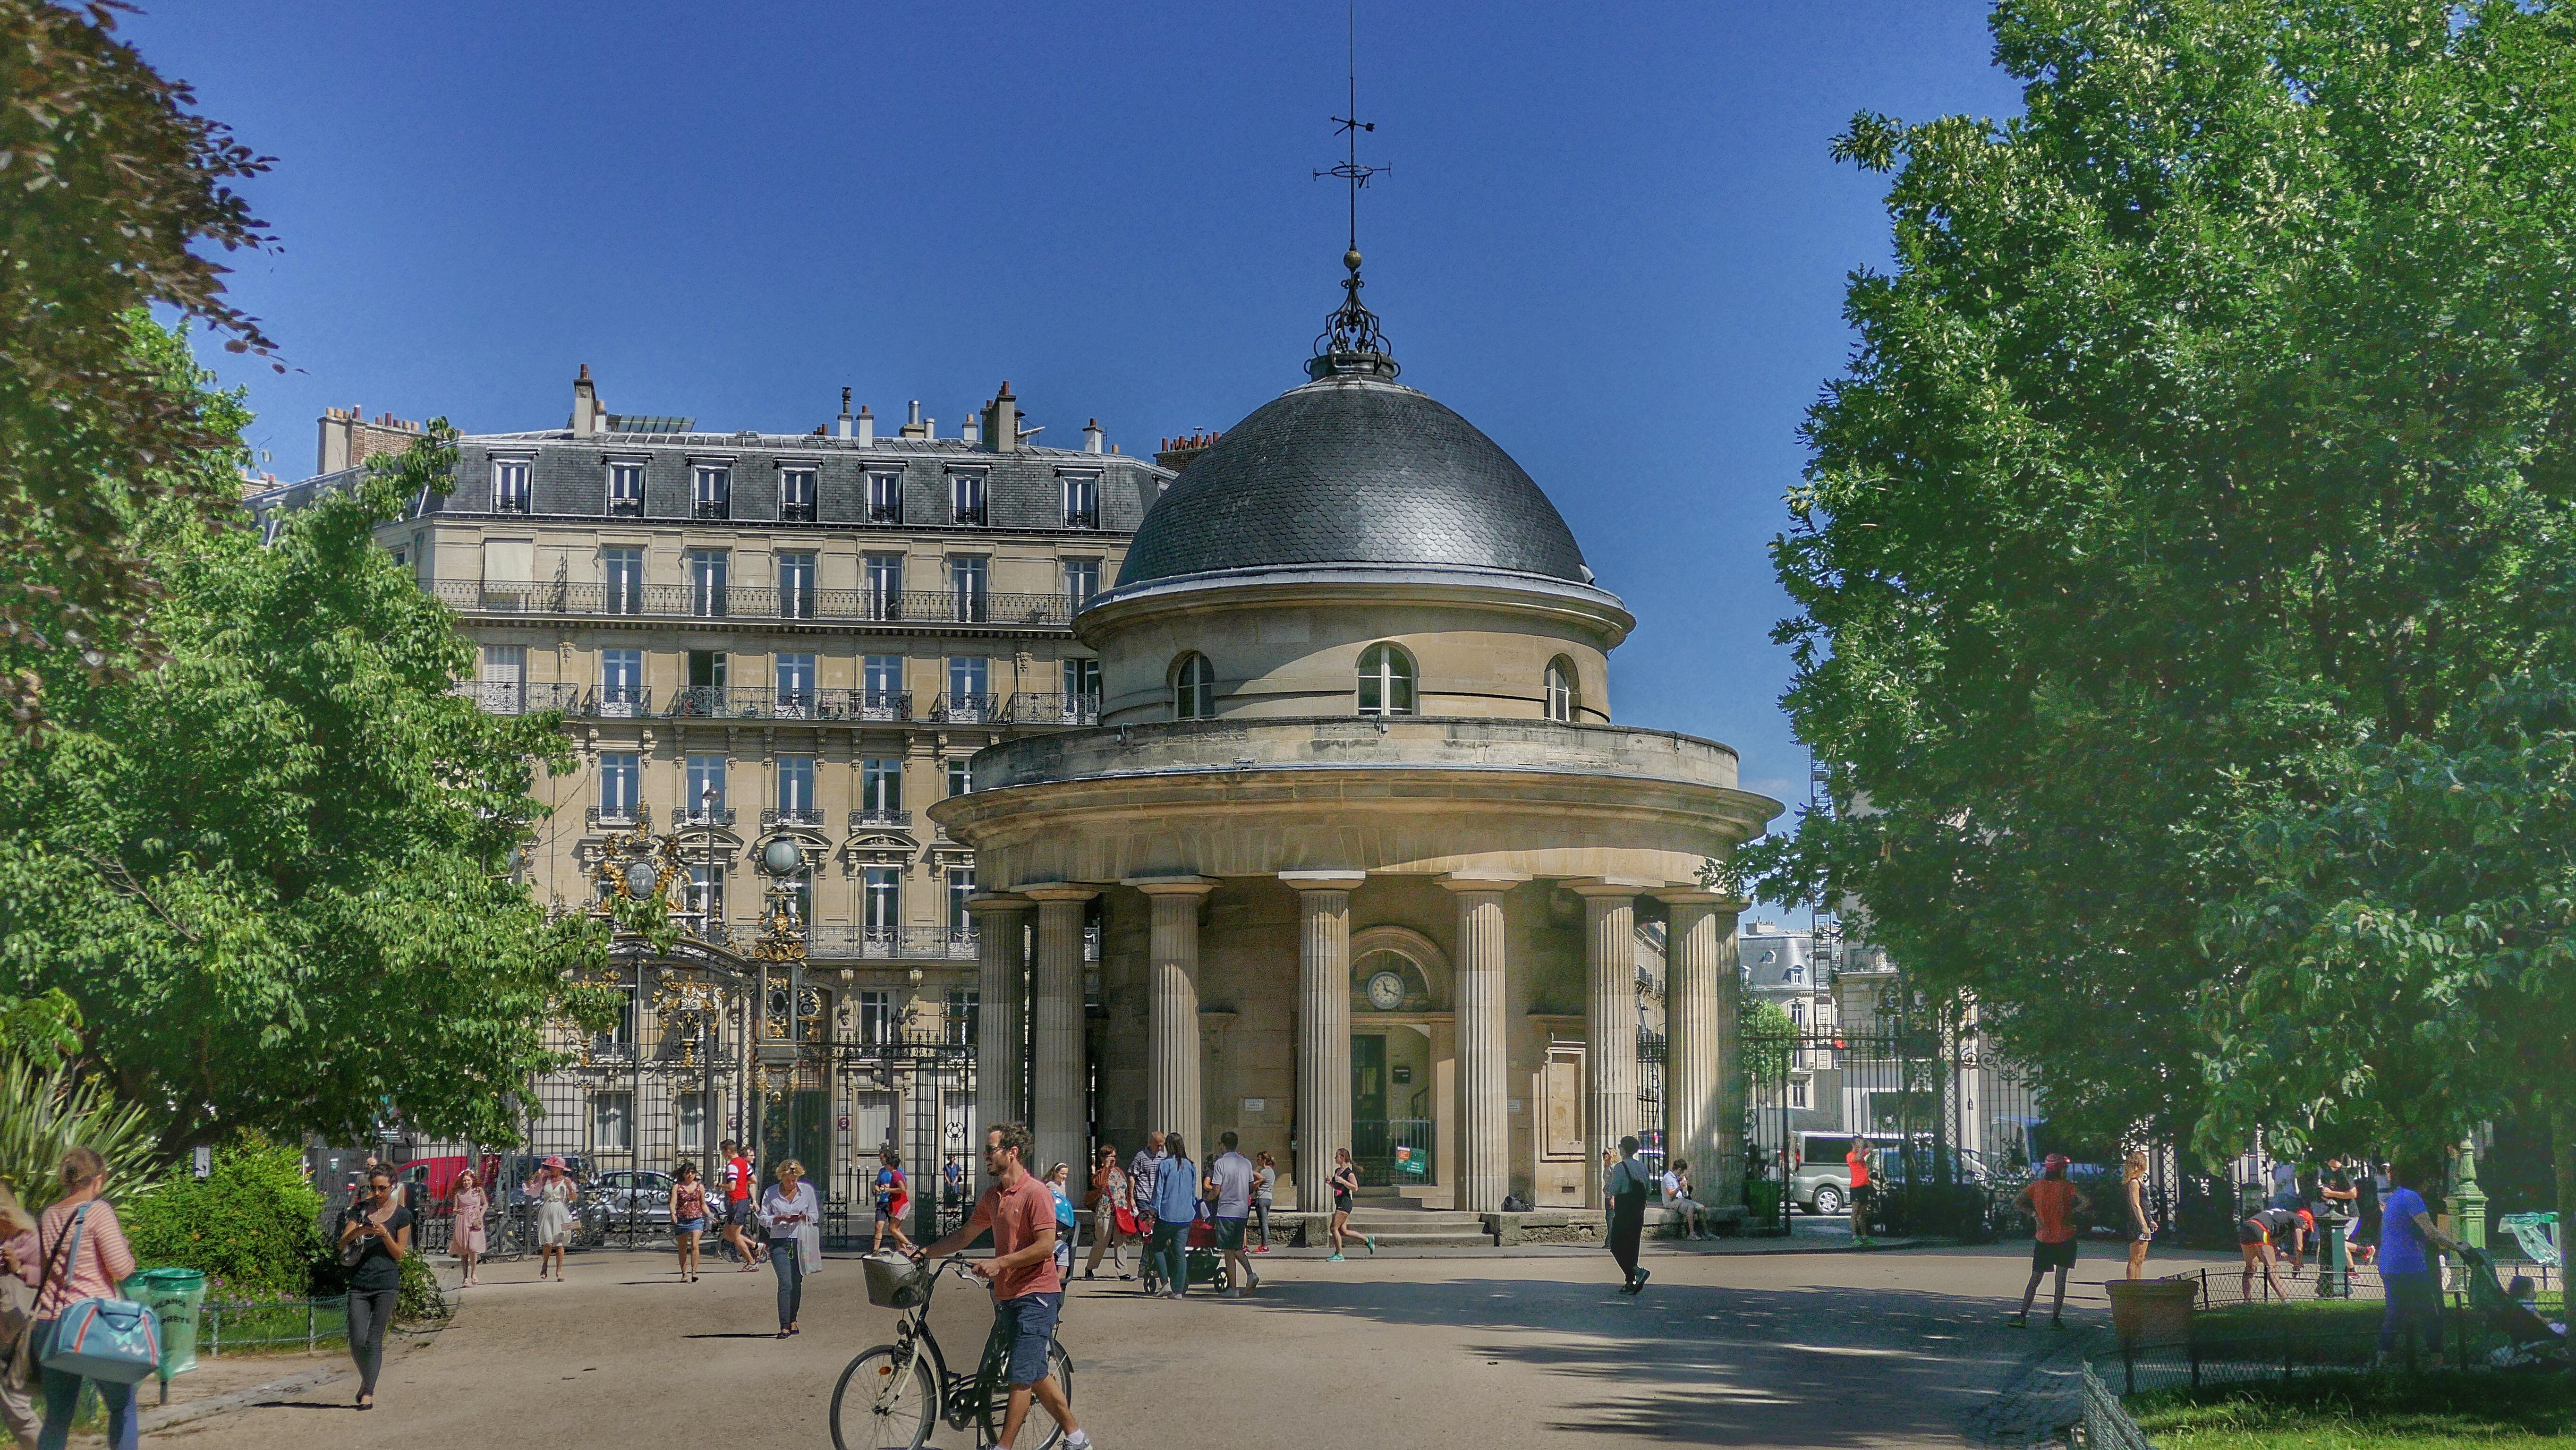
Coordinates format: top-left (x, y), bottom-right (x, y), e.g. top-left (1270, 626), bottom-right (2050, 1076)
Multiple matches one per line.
top-left (717, 1140), bottom-right (764, 1269)
top-left (2012, 1154), bottom-right (2093, 1328)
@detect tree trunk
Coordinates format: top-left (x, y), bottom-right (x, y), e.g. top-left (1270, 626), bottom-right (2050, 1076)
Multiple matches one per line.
top-left (2553, 1098), bottom-right (2576, 1379)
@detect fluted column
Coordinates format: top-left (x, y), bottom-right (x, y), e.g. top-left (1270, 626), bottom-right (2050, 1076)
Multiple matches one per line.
top-left (1658, 888), bottom-right (1743, 1206)
top-left (968, 895), bottom-right (1032, 1137)
top-left (1022, 884), bottom-right (1098, 1178)
top-left (1133, 877), bottom-right (1218, 1155)
top-left (1283, 871), bottom-right (1365, 1215)
top-left (1442, 873), bottom-right (1525, 1213)
top-left (1572, 880), bottom-right (1647, 1208)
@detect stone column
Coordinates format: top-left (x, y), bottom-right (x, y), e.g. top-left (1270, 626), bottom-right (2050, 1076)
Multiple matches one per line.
top-left (1132, 877), bottom-right (1218, 1154)
top-left (967, 895), bottom-right (1032, 1137)
top-left (1282, 871), bottom-right (1365, 1215)
top-left (1021, 884), bottom-right (1098, 1179)
top-left (1658, 888), bottom-right (1744, 1208)
top-left (1442, 873), bottom-right (1526, 1214)
top-left (1572, 880), bottom-right (1649, 1208)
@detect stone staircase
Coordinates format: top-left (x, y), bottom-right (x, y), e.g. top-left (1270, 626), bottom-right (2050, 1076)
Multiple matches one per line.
top-left (1335, 1186), bottom-right (1497, 1249)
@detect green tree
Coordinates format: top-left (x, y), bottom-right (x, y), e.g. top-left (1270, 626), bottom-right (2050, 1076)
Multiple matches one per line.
top-left (0, 318), bottom-right (611, 1150)
top-left (120, 1134), bottom-right (318, 1298)
top-left (1745, 0), bottom-right (2576, 1225)
top-left (0, 0), bottom-right (277, 734)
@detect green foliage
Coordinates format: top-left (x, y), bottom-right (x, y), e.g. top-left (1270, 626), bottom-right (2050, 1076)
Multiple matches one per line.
top-left (0, 1), bottom-right (276, 734)
top-left (0, 1052), bottom-right (166, 1212)
top-left (393, 1241), bottom-right (447, 1325)
top-left (2131, 1370), bottom-right (2576, 1448)
top-left (1744, 0), bottom-right (2576, 1183)
top-left (121, 1135), bottom-right (322, 1300)
top-left (0, 318), bottom-right (608, 1151)
top-left (1741, 997), bottom-right (1799, 1082)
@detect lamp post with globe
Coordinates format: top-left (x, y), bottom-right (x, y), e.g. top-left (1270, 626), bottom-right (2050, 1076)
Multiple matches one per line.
top-left (749, 833), bottom-right (811, 1173)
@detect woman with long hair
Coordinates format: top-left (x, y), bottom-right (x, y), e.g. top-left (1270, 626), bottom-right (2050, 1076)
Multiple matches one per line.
top-left (17, 1149), bottom-right (142, 1440)
top-left (670, 1162), bottom-right (709, 1282)
top-left (451, 1169), bottom-right (488, 1287)
top-left (1326, 1146), bottom-right (1370, 1261)
top-left (527, 1155), bottom-right (578, 1282)
top-left (2121, 1150), bottom-right (2154, 1279)
top-left (1082, 1143), bottom-right (1131, 1280)
top-left (337, 1169), bottom-right (412, 1410)
top-left (1148, 1133), bottom-right (1198, 1299)
top-left (1251, 1151), bottom-right (1277, 1253)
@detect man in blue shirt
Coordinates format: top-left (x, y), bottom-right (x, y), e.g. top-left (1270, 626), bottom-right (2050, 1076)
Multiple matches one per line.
top-left (2378, 1157), bottom-right (2469, 1365)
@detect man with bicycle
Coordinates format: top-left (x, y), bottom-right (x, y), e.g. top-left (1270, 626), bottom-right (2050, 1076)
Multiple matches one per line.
top-left (915, 1122), bottom-right (1091, 1450)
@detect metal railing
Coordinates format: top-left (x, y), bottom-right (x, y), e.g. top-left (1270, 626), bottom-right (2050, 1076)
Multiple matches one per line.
top-left (677, 805), bottom-right (736, 828)
top-left (585, 805), bottom-right (649, 831)
top-left (761, 807), bottom-right (825, 830)
top-left (1003, 691), bottom-right (1100, 725)
top-left (929, 692), bottom-right (1001, 723)
top-left (2074, 1362), bottom-right (2157, 1450)
top-left (806, 924), bottom-right (980, 960)
top-left (664, 686), bottom-right (913, 721)
top-left (429, 580), bottom-right (1077, 629)
top-left (850, 807), bottom-right (912, 829)
top-left (453, 681), bottom-right (587, 715)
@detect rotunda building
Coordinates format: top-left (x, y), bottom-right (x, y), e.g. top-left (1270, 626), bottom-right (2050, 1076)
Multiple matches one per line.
top-left (931, 305), bottom-right (1780, 1221)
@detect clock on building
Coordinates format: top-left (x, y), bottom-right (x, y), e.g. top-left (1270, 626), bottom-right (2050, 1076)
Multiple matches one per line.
top-left (1364, 969), bottom-right (1407, 1011)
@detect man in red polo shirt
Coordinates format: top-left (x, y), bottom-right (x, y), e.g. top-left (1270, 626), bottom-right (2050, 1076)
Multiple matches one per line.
top-left (917, 1123), bottom-right (1088, 1450)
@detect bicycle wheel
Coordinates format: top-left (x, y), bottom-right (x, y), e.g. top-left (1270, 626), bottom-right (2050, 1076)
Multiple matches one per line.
top-left (1024, 1341), bottom-right (1075, 1450)
top-left (830, 1345), bottom-right (936, 1450)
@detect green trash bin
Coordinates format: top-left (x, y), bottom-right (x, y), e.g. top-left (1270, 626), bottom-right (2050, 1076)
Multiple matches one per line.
top-left (125, 1268), bottom-right (207, 1387)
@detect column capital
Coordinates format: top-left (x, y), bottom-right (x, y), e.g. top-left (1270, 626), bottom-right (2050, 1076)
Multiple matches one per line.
top-left (1652, 887), bottom-right (1748, 911)
top-left (965, 892), bottom-right (1034, 915)
top-left (1126, 875), bottom-right (1219, 898)
top-left (1018, 881), bottom-right (1102, 904)
top-left (1566, 877), bottom-right (1659, 899)
top-left (1438, 871), bottom-right (1530, 895)
top-left (1279, 870), bottom-right (1367, 891)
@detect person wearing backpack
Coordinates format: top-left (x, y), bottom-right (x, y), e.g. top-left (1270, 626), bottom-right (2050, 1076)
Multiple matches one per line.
top-left (16, 1149), bottom-right (139, 1449)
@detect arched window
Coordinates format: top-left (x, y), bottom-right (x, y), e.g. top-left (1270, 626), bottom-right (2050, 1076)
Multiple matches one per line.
top-left (1543, 657), bottom-right (1577, 723)
top-left (1172, 653), bottom-right (1217, 720)
top-left (1357, 643), bottom-right (1416, 717)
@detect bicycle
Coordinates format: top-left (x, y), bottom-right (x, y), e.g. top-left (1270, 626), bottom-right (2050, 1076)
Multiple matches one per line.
top-left (832, 1254), bottom-right (1074, 1450)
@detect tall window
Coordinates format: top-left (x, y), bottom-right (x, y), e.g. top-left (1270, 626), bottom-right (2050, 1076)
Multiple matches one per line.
top-left (945, 987), bottom-right (979, 1046)
top-left (481, 644), bottom-right (527, 713)
top-left (1543, 657), bottom-right (1576, 723)
top-left (607, 461), bottom-right (644, 516)
top-left (863, 554), bottom-right (904, 620)
top-left (493, 458), bottom-right (531, 513)
top-left (687, 549), bottom-right (729, 618)
top-left (947, 656), bottom-right (989, 720)
top-left (1062, 657), bottom-right (1101, 716)
top-left (1062, 473), bottom-right (1098, 528)
top-left (686, 754), bottom-right (727, 820)
top-left (776, 755), bottom-right (816, 822)
top-left (777, 552), bottom-right (816, 619)
top-left (949, 556), bottom-right (987, 622)
top-left (859, 989), bottom-right (896, 1045)
top-left (600, 648), bottom-right (644, 717)
top-left (946, 757), bottom-right (973, 797)
top-left (603, 547), bottom-right (644, 615)
top-left (947, 866), bottom-right (976, 938)
top-left (862, 868), bottom-right (900, 938)
top-left (1063, 558), bottom-right (1100, 610)
top-left (598, 752), bottom-right (640, 822)
top-left (1789, 1078), bottom-right (1810, 1110)
top-left (779, 467), bottom-right (817, 522)
top-left (863, 655), bottom-right (904, 719)
top-left (692, 465), bottom-right (731, 520)
top-left (687, 864), bottom-right (725, 926)
top-left (950, 473), bottom-right (985, 525)
top-left (1173, 653), bottom-right (1216, 720)
top-left (859, 758), bottom-right (903, 820)
top-left (774, 652), bottom-right (816, 715)
top-left (593, 1091), bottom-right (634, 1149)
top-left (1357, 643), bottom-right (1416, 717)
top-left (867, 473), bottom-right (902, 523)
top-left (676, 1092), bottom-right (714, 1152)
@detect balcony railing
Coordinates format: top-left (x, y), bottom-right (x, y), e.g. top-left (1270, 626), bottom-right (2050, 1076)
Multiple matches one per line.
top-left (867, 503), bottom-right (902, 524)
top-left (694, 499), bottom-right (730, 520)
top-left (1003, 691), bottom-right (1099, 726)
top-left (453, 681), bottom-right (587, 715)
top-left (1064, 509), bottom-right (1098, 529)
top-left (592, 687), bottom-right (652, 718)
top-left (761, 807), bottom-right (825, 831)
top-left (678, 805), bottom-right (736, 829)
top-left (586, 804), bottom-right (650, 832)
top-left (805, 925), bottom-right (980, 961)
top-left (952, 506), bottom-right (986, 526)
top-left (930, 692), bottom-right (1000, 724)
top-left (665, 686), bottom-right (913, 722)
top-left (849, 807), bottom-right (912, 829)
top-left (781, 502), bottom-right (816, 522)
top-left (431, 580), bottom-right (1073, 629)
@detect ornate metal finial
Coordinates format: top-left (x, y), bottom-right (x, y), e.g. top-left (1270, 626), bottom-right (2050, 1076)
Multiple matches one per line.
top-left (1310, 3), bottom-right (1397, 381)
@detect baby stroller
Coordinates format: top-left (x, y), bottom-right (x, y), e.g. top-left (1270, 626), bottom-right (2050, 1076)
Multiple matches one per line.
top-left (1139, 1217), bottom-right (1231, 1294)
top-left (2461, 1246), bottom-right (2569, 1368)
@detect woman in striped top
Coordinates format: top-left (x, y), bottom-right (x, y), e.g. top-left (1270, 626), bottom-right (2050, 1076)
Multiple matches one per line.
top-left (5, 1149), bottom-right (138, 1450)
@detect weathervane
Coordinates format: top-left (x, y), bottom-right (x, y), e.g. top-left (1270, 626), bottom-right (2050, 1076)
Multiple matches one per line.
top-left (1310, 2), bottom-right (1397, 378)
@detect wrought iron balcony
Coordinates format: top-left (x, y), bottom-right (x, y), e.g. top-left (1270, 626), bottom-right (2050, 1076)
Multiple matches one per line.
top-left (866, 503), bottom-right (903, 524)
top-left (588, 687), bottom-right (652, 718)
top-left (665, 686), bottom-right (913, 722)
top-left (694, 499), bottom-right (730, 520)
top-left (781, 502), bottom-right (817, 522)
top-left (1064, 509), bottom-right (1098, 529)
top-left (929, 692), bottom-right (1000, 724)
top-left (678, 805), bottom-right (736, 829)
top-left (428, 580), bottom-right (1072, 630)
top-left (608, 496), bottom-right (644, 518)
top-left (454, 681), bottom-right (587, 715)
top-left (1003, 691), bottom-right (1098, 726)
top-left (849, 807), bottom-right (912, 829)
top-left (585, 804), bottom-right (650, 832)
top-left (495, 494), bottom-right (531, 515)
top-left (805, 924), bottom-right (981, 961)
top-left (952, 505), bottom-right (986, 526)
top-left (761, 807), bottom-right (825, 831)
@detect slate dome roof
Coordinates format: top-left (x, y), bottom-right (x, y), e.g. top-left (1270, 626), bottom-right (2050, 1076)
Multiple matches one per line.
top-left (1114, 375), bottom-right (1589, 588)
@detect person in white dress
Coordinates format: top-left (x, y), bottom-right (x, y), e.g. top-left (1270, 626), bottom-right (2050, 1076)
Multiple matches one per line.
top-left (526, 1156), bottom-right (579, 1281)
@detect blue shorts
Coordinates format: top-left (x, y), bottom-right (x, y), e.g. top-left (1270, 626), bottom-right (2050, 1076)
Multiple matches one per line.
top-left (676, 1217), bottom-right (707, 1233)
top-left (994, 1291), bottom-right (1062, 1387)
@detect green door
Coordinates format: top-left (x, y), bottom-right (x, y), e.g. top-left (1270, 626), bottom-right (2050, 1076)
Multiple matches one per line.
top-left (1352, 1033), bottom-right (1390, 1183)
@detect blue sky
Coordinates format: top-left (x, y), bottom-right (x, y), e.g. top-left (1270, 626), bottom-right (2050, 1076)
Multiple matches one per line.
top-left (127, 2), bottom-right (2024, 916)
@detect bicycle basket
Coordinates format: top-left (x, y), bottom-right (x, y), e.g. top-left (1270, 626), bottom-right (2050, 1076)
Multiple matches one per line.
top-left (863, 1252), bottom-right (933, 1309)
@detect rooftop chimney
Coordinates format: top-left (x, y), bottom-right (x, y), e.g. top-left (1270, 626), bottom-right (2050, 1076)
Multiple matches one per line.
top-left (963, 410), bottom-right (981, 447)
top-left (901, 401), bottom-right (928, 440)
top-left (1082, 418), bottom-right (1104, 454)
top-left (856, 405), bottom-right (875, 447)
top-left (835, 387), bottom-right (854, 439)
top-left (1156, 429), bottom-right (1221, 473)
top-left (982, 380), bottom-right (1019, 454)
top-left (316, 404), bottom-right (426, 475)
top-left (571, 363), bottom-right (604, 438)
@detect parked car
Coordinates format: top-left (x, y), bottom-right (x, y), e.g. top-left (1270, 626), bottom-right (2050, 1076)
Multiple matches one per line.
top-left (592, 1169), bottom-right (679, 1220)
top-left (1785, 1134), bottom-right (1920, 1215)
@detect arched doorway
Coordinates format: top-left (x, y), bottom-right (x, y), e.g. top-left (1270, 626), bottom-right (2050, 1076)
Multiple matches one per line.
top-left (1348, 926), bottom-right (1452, 1192)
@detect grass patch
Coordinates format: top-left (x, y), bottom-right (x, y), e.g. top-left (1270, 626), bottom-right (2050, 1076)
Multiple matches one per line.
top-left (2131, 1370), bottom-right (2576, 1449)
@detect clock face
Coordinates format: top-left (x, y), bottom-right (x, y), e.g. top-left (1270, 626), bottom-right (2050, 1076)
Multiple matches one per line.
top-left (1364, 970), bottom-right (1407, 1011)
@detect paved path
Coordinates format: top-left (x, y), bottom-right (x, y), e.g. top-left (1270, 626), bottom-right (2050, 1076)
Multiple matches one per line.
top-left (152, 1242), bottom-right (2215, 1447)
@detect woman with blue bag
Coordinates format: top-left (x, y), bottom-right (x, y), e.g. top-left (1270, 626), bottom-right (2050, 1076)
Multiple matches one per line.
top-left (12, 1149), bottom-right (146, 1450)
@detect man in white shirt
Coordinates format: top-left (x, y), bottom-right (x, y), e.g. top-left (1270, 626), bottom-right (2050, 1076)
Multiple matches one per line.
top-left (1660, 1158), bottom-right (1710, 1240)
top-left (1203, 1132), bottom-right (1262, 1298)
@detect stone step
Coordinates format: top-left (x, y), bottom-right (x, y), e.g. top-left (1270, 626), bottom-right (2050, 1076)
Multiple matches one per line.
top-left (1333, 1227), bottom-right (1496, 1249)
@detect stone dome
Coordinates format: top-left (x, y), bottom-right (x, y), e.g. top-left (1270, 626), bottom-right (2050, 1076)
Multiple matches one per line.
top-left (1114, 374), bottom-right (1589, 588)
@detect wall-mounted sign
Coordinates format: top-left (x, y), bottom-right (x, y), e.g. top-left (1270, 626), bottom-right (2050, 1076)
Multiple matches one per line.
top-left (1242, 1098), bottom-right (1266, 1114)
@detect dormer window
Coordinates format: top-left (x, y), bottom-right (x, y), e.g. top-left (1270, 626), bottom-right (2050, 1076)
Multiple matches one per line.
top-left (1357, 643), bottom-right (1415, 717)
top-left (1062, 473), bottom-right (1099, 529)
top-left (867, 473), bottom-right (902, 524)
top-left (692, 465), bottom-right (731, 520)
top-left (1173, 653), bottom-right (1216, 720)
top-left (493, 458), bottom-right (531, 514)
top-left (779, 466), bottom-right (817, 522)
top-left (950, 473), bottom-right (986, 525)
top-left (606, 461), bottom-right (644, 516)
